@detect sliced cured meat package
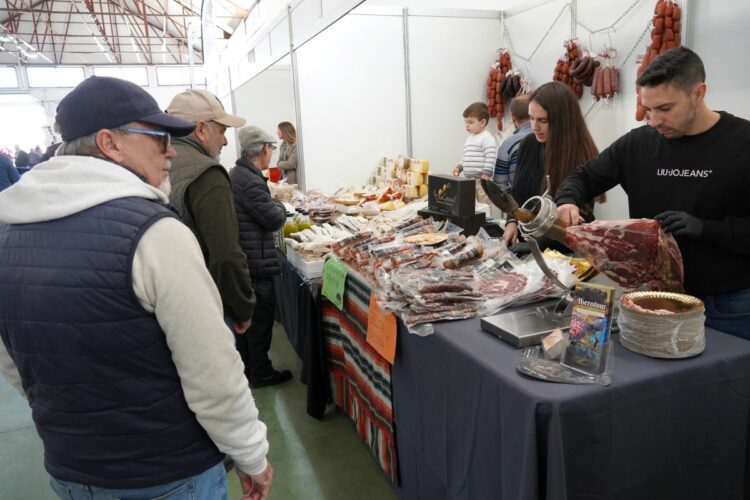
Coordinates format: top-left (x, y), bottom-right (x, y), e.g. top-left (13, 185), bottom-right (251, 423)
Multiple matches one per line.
top-left (328, 213), bottom-right (583, 333)
top-left (478, 271), bottom-right (528, 299)
top-left (563, 219), bottom-right (684, 292)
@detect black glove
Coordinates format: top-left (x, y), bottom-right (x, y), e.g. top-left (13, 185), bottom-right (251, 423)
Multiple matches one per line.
top-left (654, 210), bottom-right (704, 238)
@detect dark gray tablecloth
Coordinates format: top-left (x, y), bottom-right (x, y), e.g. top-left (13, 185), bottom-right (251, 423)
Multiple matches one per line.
top-left (392, 319), bottom-right (750, 500)
top-left (274, 251), bottom-right (328, 419)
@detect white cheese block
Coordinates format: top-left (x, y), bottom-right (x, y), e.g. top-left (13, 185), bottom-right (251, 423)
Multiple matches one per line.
top-left (404, 185), bottom-right (419, 199)
top-left (410, 159), bottom-right (430, 174)
top-left (408, 172), bottom-right (426, 186)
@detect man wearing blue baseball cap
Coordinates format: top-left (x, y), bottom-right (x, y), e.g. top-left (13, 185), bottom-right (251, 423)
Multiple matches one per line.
top-left (0, 76), bottom-right (273, 500)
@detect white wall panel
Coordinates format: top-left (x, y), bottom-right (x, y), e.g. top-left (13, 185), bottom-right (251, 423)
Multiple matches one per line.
top-left (269, 18), bottom-right (291, 57)
top-left (218, 92), bottom-right (239, 170)
top-left (296, 13), bottom-right (407, 193)
top-left (232, 63), bottom-right (296, 169)
top-left (689, 1), bottom-right (750, 120)
top-left (291, 0), bottom-right (327, 47)
top-left (408, 14), bottom-right (502, 175)
top-left (291, 0), bottom-right (363, 48)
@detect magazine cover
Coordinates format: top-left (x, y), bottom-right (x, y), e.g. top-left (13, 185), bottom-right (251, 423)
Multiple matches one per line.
top-left (561, 283), bottom-right (615, 375)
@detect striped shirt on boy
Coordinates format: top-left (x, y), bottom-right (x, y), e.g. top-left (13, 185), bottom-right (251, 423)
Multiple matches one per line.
top-left (459, 130), bottom-right (497, 179)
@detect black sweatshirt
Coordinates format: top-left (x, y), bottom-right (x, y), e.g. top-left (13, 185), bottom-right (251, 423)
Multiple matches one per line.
top-left (555, 111), bottom-right (750, 296)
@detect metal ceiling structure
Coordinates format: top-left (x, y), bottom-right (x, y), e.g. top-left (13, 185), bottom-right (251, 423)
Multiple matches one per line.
top-left (0, 0), bottom-right (256, 65)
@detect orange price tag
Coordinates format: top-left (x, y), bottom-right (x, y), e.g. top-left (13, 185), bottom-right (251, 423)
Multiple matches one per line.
top-left (366, 292), bottom-right (398, 364)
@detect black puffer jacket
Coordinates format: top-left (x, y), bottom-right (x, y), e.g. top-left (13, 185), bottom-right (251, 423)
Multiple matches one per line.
top-left (229, 157), bottom-right (287, 278)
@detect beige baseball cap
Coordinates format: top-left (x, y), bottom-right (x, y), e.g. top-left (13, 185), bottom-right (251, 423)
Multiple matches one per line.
top-left (166, 89), bottom-right (246, 127)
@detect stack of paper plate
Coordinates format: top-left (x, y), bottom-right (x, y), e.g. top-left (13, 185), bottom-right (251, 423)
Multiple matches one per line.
top-left (618, 291), bottom-right (705, 359)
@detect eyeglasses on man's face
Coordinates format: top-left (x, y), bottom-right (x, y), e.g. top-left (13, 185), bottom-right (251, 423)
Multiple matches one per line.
top-left (117, 127), bottom-right (171, 153)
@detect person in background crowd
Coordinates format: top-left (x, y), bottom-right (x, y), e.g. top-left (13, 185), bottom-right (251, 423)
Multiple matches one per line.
top-left (0, 148), bottom-right (19, 192)
top-left (493, 95), bottom-right (532, 243)
top-left (494, 95), bottom-right (532, 194)
top-left (14, 145), bottom-right (29, 174)
top-left (275, 121), bottom-right (298, 185)
top-left (27, 145), bottom-right (42, 166)
top-left (229, 126), bottom-right (292, 388)
top-left (0, 76), bottom-right (273, 500)
top-left (166, 89), bottom-right (257, 343)
top-left (555, 47), bottom-right (750, 340)
top-left (453, 102), bottom-right (497, 207)
top-left (40, 141), bottom-right (61, 162)
top-left (502, 81), bottom-right (601, 246)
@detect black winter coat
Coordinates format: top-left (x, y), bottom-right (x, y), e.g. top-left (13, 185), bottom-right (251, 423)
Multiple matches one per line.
top-left (229, 157), bottom-right (287, 278)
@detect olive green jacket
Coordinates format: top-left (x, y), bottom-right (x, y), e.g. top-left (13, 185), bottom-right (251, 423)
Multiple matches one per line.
top-left (169, 136), bottom-right (255, 321)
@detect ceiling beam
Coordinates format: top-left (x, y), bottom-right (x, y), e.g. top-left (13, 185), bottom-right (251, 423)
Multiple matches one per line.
top-left (58, 1), bottom-right (74, 61)
top-left (42, 0), bottom-right (59, 61)
top-left (1, 0), bottom-right (216, 65)
top-left (6, 30), bottom-right (186, 38)
top-left (115, 0), bottom-right (205, 62)
top-left (0, 7), bottom-right (244, 17)
top-left (0, 0), bottom-right (49, 28)
top-left (79, 0), bottom-right (120, 63)
top-left (103, 0), bottom-right (121, 58)
top-left (111, 0), bottom-right (153, 63)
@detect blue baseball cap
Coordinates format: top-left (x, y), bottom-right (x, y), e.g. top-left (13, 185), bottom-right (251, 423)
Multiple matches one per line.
top-left (56, 76), bottom-right (196, 142)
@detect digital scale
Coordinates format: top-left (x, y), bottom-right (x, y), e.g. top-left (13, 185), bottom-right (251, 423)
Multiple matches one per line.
top-left (481, 301), bottom-right (571, 348)
top-left (481, 300), bottom-right (620, 348)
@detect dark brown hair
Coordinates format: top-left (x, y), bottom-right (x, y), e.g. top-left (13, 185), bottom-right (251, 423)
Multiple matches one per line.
top-left (510, 94), bottom-right (530, 122)
top-left (529, 82), bottom-right (598, 196)
top-left (277, 121), bottom-right (297, 145)
top-left (637, 46), bottom-right (705, 94)
top-left (463, 102), bottom-right (490, 123)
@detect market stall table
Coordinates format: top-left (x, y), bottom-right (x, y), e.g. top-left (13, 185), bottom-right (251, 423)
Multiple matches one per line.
top-left (321, 269), bottom-right (399, 484)
top-left (274, 250), bottom-right (327, 419)
top-left (392, 317), bottom-right (750, 500)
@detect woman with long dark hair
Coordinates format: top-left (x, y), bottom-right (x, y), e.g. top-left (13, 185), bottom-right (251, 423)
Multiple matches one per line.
top-left (504, 81), bottom-right (602, 245)
top-left (276, 121), bottom-right (298, 184)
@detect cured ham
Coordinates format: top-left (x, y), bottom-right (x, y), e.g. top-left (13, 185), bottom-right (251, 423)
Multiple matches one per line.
top-left (563, 219), bottom-right (684, 292)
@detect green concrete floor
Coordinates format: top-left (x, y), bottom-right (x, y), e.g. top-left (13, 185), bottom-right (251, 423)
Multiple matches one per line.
top-left (0, 325), bottom-right (397, 500)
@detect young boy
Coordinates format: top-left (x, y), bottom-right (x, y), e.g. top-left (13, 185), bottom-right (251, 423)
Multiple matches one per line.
top-left (452, 102), bottom-right (497, 205)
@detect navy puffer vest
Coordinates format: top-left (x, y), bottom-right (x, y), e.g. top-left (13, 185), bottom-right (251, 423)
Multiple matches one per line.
top-left (0, 197), bottom-right (222, 488)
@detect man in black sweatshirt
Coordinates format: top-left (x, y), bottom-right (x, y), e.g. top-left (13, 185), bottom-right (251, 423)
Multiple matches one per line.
top-left (555, 47), bottom-right (750, 340)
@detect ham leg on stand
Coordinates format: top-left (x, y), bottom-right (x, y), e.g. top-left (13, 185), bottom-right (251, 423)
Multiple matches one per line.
top-left (480, 179), bottom-right (685, 292)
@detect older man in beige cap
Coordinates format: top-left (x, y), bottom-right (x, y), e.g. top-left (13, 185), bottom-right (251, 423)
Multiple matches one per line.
top-left (166, 90), bottom-right (256, 340)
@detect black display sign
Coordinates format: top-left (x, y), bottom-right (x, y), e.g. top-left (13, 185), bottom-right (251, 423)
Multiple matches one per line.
top-left (427, 174), bottom-right (476, 217)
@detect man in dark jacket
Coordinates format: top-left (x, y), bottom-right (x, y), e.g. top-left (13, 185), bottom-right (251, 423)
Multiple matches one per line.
top-left (40, 142), bottom-right (61, 162)
top-left (13, 145), bottom-right (30, 174)
top-left (229, 126), bottom-right (292, 388)
top-left (0, 149), bottom-right (20, 192)
top-left (166, 90), bottom-right (257, 338)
